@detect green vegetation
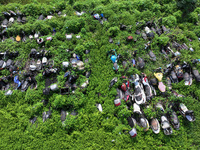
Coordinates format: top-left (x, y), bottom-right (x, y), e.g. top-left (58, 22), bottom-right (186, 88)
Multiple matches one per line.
top-left (0, 0), bottom-right (200, 149)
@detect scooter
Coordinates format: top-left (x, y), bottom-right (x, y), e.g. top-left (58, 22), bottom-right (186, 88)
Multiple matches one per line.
top-left (175, 65), bottom-right (184, 80)
top-left (167, 47), bottom-right (181, 58)
top-left (122, 61), bottom-right (128, 69)
top-left (137, 57), bottom-right (145, 69)
top-left (170, 70), bottom-right (179, 83)
top-left (191, 59), bottom-right (200, 64)
top-left (21, 76), bottom-right (37, 92)
top-left (133, 103), bottom-right (149, 131)
top-left (127, 117), bottom-right (137, 138)
top-left (182, 62), bottom-right (192, 86)
top-left (132, 59), bottom-right (136, 67)
top-left (161, 116), bottom-right (173, 135)
top-left (107, 49), bottom-right (120, 72)
top-left (170, 102), bottom-right (195, 122)
top-left (0, 77), bottom-right (8, 90)
top-left (167, 104), bottom-right (180, 130)
top-left (0, 60), bottom-right (6, 70)
top-left (149, 50), bottom-right (156, 62)
top-left (36, 59), bottom-right (42, 70)
top-left (164, 63), bottom-right (173, 75)
top-left (61, 109), bottom-right (68, 123)
top-left (21, 78), bottom-right (30, 92)
top-left (171, 90), bottom-right (184, 98)
top-left (109, 77), bottom-right (117, 88)
top-left (129, 128), bottom-right (137, 138)
top-left (30, 117), bottom-right (37, 125)
top-left (114, 88), bottom-right (123, 106)
top-left (29, 59), bottom-right (37, 71)
top-left (192, 67), bottom-right (200, 82)
top-left (6, 59), bottom-right (13, 68)
top-left (113, 62), bottom-right (119, 72)
top-left (156, 103), bottom-right (173, 135)
top-left (183, 72), bottom-right (193, 86)
top-left (178, 103), bottom-right (195, 122)
top-left (5, 90), bottom-right (13, 96)
top-left (130, 74), bottom-right (146, 105)
top-left (42, 107), bottom-right (51, 122)
top-left (142, 32), bottom-right (147, 40)
top-left (108, 49), bottom-right (118, 63)
top-left (124, 90), bottom-right (133, 102)
top-left (141, 73), bottom-right (154, 101)
top-left (151, 118), bottom-right (160, 134)
top-left (109, 37), bottom-right (113, 43)
top-left (166, 77), bottom-right (172, 90)
top-left (154, 70), bottom-right (166, 94)
top-left (144, 41), bottom-right (151, 50)
top-left (120, 24), bottom-right (127, 30)
top-left (14, 76), bottom-right (21, 89)
top-left (121, 76), bottom-right (130, 92)
top-left (96, 103), bottom-right (103, 112)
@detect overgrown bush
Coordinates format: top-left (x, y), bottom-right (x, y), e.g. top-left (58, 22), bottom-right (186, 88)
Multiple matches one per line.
top-left (0, 0), bottom-right (200, 149)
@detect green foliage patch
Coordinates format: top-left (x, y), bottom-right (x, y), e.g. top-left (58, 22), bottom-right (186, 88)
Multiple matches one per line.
top-left (0, 0), bottom-right (200, 149)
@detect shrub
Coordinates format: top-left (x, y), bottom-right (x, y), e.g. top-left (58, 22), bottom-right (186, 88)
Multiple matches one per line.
top-left (108, 26), bottom-right (120, 37)
top-left (163, 15), bottom-right (177, 28)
